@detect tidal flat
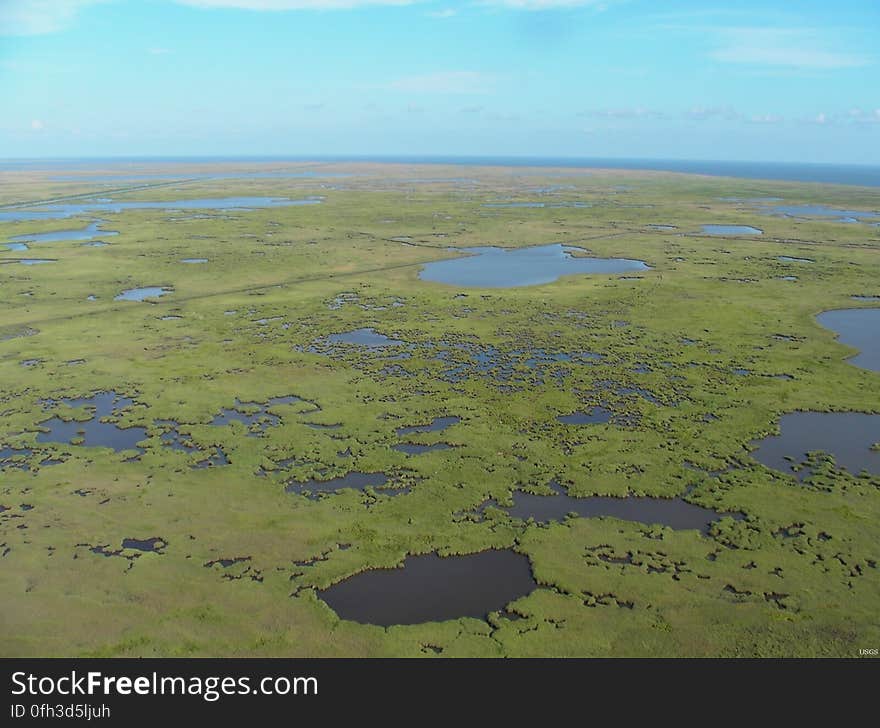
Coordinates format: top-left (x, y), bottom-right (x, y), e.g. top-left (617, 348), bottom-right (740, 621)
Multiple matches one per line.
top-left (1, 159), bottom-right (879, 657)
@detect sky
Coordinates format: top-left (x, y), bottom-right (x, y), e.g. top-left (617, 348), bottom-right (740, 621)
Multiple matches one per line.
top-left (0, 0), bottom-right (878, 163)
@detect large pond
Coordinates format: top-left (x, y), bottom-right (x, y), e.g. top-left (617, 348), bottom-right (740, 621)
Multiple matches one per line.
top-left (36, 392), bottom-right (147, 453)
top-left (0, 196), bottom-right (322, 222)
top-left (285, 472), bottom-right (395, 499)
top-left (762, 204), bottom-right (880, 223)
top-left (816, 308), bottom-right (880, 371)
top-left (750, 412), bottom-right (880, 480)
top-left (6, 221), bottom-right (118, 249)
top-left (419, 244), bottom-right (649, 288)
top-left (317, 550), bottom-right (537, 625)
top-left (483, 481), bottom-right (741, 533)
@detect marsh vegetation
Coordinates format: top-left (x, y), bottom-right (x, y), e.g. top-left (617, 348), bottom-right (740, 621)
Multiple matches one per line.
top-left (1, 160), bottom-right (878, 657)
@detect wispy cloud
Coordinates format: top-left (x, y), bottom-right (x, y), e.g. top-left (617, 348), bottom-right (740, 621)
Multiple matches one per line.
top-left (174, 0), bottom-right (416, 9)
top-left (389, 70), bottom-right (494, 94)
top-left (684, 105), bottom-right (741, 122)
top-left (30, 119), bottom-right (44, 130)
top-left (579, 107), bottom-right (664, 120)
top-left (0, 0), bottom-right (107, 36)
top-left (799, 112), bottom-right (832, 126)
top-left (849, 108), bottom-right (880, 124)
top-left (748, 114), bottom-right (784, 124)
top-left (149, 47), bottom-right (172, 55)
top-left (427, 8), bottom-right (456, 18)
top-left (709, 27), bottom-right (870, 70)
top-left (481, 1), bottom-right (611, 9)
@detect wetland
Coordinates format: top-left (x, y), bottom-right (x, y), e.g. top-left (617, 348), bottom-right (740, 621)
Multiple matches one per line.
top-left (2, 159), bottom-right (879, 658)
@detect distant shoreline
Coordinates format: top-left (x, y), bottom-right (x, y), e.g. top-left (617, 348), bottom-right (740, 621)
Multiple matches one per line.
top-left (2, 156), bottom-right (880, 187)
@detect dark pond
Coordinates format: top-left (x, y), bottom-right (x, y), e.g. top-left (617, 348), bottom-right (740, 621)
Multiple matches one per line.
top-left (557, 407), bottom-right (613, 425)
top-left (37, 391), bottom-right (146, 453)
top-left (317, 549), bottom-right (537, 625)
top-left (285, 472), bottom-right (395, 499)
top-left (396, 416), bottom-right (460, 436)
top-left (647, 224), bottom-right (677, 231)
top-left (701, 225), bottom-right (763, 235)
top-left (486, 481), bottom-right (742, 533)
top-left (419, 244), bottom-right (649, 288)
top-left (114, 287), bottom-right (172, 301)
top-left (816, 308), bottom-right (880, 371)
top-left (327, 328), bottom-right (404, 347)
top-left (122, 537), bottom-right (166, 552)
top-left (750, 411), bottom-right (880, 479)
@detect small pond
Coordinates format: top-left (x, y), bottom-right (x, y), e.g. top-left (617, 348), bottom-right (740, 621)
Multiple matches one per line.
top-left (701, 225), bottom-right (763, 235)
top-left (114, 287), bottom-right (172, 302)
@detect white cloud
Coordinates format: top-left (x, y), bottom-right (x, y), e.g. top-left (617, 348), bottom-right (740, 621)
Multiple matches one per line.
top-left (30, 119), bottom-right (44, 130)
top-left (0, 0), bottom-right (107, 35)
top-left (709, 27), bottom-right (869, 70)
top-left (173, 0), bottom-right (415, 9)
top-left (149, 47), bottom-right (172, 55)
top-left (427, 8), bottom-right (456, 17)
top-left (390, 70), bottom-right (494, 94)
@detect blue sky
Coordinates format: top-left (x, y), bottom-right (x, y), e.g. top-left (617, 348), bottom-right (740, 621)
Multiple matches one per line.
top-left (1, 0), bottom-right (878, 162)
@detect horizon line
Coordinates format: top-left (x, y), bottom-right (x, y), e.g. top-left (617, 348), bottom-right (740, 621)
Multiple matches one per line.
top-left (2, 154), bottom-right (880, 168)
